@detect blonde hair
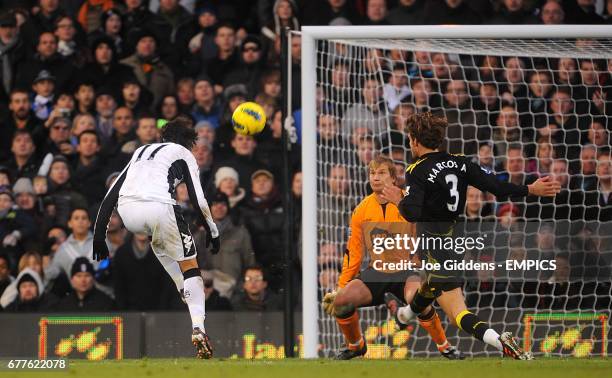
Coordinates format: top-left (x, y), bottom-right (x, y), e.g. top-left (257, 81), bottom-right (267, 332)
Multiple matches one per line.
top-left (18, 251), bottom-right (44, 280)
top-left (368, 155), bottom-right (397, 181)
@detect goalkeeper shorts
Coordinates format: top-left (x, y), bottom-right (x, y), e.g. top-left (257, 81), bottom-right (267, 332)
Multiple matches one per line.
top-left (355, 267), bottom-right (417, 306)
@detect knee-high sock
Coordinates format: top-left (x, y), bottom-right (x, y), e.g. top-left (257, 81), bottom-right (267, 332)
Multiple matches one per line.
top-left (456, 310), bottom-right (502, 351)
top-left (155, 252), bottom-right (184, 293)
top-left (417, 308), bottom-right (449, 350)
top-left (183, 269), bottom-right (206, 331)
top-left (336, 311), bottom-right (363, 349)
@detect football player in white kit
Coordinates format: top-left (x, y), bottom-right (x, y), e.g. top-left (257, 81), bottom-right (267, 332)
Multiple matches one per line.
top-left (92, 117), bottom-right (220, 359)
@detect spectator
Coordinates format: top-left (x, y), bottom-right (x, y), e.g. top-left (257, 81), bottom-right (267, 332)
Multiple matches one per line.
top-left (197, 191), bottom-right (255, 296)
top-left (0, 186), bottom-right (37, 258)
top-left (0, 89), bottom-right (43, 162)
top-left (423, 0), bottom-right (481, 25)
top-left (218, 133), bottom-right (265, 191)
top-left (3, 268), bottom-right (57, 312)
top-left (240, 170), bottom-right (285, 291)
top-left (45, 156), bottom-right (88, 225)
top-left (93, 86), bottom-right (117, 143)
top-left (531, 138), bottom-right (555, 175)
top-left (0, 253), bottom-right (12, 298)
top-left (386, 0), bottom-right (424, 24)
top-left (81, 36), bottom-right (136, 97)
top-left (175, 77), bottom-right (194, 113)
top-left (214, 167), bottom-right (246, 210)
top-left (302, 0), bottom-right (362, 25)
top-left (200, 23), bottom-right (239, 94)
top-left (192, 137), bottom-right (214, 192)
top-left (224, 36), bottom-right (265, 97)
top-left (230, 265), bottom-right (282, 311)
top-left (261, 0), bottom-right (300, 63)
top-left (73, 82), bottom-right (95, 115)
top-left (88, 9), bottom-right (126, 59)
top-left (120, 30), bottom-right (175, 107)
top-left (44, 207), bottom-right (94, 288)
top-left (6, 131), bottom-right (40, 181)
top-left (565, 0), bottom-right (605, 24)
top-left (0, 250), bottom-right (45, 307)
top-left (43, 117), bottom-right (75, 158)
top-left (341, 76), bottom-right (388, 136)
top-left (56, 257), bottom-right (114, 311)
top-left (72, 130), bottom-right (106, 205)
top-left (101, 106), bottom-right (136, 170)
top-left (383, 63), bottom-right (410, 111)
top-left (540, 0), bottom-right (565, 24)
top-left (122, 0), bottom-right (154, 56)
top-left (30, 70), bottom-right (56, 122)
top-left (113, 232), bottom-right (174, 310)
top-left (12, 177), bottom-right (46, 233)
top-left (584, 151), bottom-right (612, 221)
top-left (77, 0), bottom-right (117, 33)
top-left (53, 15), bottom-right (87, 68)
top-left (159, 94), bottom-right (181, 120)
top-left (20, 0), bottom-right (64, 51)
top-left (496, 144), bottom-right (537, 188)
top-left (365, 0), bottom-right (389, 25)
top-left (201, 270), bottom-right (232, 311)
top-left (187, 7), bottom-right (218, 63)
top-left (489, 0), bottom-right (538, 24)
top-left (555, 57), bottom-right (578, 86)
top-left (149, 0), bottom-right (195, 75)
top-left (500, 57), bottom-right (528, 112)
top-left (17, 32), bottom-right (73, 93)
top-left (538, 255), bottom-right (581, 310)
top-left (548, 87), bottom-right (587, 159)
top-left (191, 76), bottom-right (220, 128)
top-left (0, 11), bottom-right (26, 103)
top-left (438, 79), bottom-right (481, 155)
top-left (119, 79), bottom-right (153, 117)
top-left (526, 69), bottom-right (553, 129)
top-left (574, 144), bottom-right (598, 191)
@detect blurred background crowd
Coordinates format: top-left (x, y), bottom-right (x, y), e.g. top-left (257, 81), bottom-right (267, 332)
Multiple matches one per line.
top-left (0, 0), bottom-right (610, 314)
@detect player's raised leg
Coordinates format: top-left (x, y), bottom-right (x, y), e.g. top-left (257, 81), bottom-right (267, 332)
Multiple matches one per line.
top-left (331, 280), bottom-right (372, 359)
top-left (178, 257), bottom-right (213, 359)
top-left (436, 288), bottom-right (532, 360)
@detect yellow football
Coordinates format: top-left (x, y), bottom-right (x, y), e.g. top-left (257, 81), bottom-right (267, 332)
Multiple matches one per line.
top-left (232, 102), bottom-right (267, 136)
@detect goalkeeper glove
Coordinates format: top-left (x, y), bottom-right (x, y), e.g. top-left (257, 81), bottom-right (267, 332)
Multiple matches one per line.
top-left (206, 232), bottom-right (221, 255)
top-left (93, 240), bottom-right (109, 261)
top-left (322, 290), bottom-right (338, 317)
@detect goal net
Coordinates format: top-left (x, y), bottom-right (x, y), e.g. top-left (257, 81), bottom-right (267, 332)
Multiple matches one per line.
top-left (299, 26), bottom-right (612, 359)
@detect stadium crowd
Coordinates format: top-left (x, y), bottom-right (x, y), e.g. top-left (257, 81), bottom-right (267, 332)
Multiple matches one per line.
top-left (0, 0), bottom-right (610, 314)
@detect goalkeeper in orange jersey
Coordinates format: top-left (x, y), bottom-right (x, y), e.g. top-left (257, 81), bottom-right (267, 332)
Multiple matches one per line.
top-left (323, 155), bottom-right (463, 360)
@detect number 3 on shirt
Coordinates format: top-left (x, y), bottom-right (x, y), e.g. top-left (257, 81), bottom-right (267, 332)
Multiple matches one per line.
top-left (445, 174), bottom-right (459, 212)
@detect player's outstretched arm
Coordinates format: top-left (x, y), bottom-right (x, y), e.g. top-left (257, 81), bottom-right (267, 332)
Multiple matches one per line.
top-left (92, 162), bottom-right (131, 261)
top-left (466, 160), bottom-right (559, 199)
top-left (181, 154), bottom-right (220, 254)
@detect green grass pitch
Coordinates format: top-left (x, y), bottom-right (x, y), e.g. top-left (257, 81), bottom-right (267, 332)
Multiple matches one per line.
top-left (2, 358), bottom-right (610, 378)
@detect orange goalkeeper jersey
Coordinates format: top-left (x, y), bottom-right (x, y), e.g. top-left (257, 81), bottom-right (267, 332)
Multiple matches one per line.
top-left (337, 193), bottom-right (414, 288)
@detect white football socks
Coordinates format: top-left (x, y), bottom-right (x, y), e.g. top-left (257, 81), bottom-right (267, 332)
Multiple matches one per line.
top-left (483, 329), bottom-right (503, 351)
top-left (397, 305), bottom-right (416, 324)
top-left (156, 254), bottom-right (184, 293)
top-left (184, 276), bottom-right (206, 331)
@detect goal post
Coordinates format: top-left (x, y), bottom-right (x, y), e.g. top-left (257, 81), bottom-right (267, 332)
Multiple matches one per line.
top-left (300, 25), bottom-right (612, 359)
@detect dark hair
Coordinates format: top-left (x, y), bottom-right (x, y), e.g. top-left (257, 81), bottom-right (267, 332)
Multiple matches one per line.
top-left (78, 130), bottom-right (99, 144)
top-left (69, 207), bottom-right (90, 220)
top-left (243, 265), bottom-right (265, 280)
top-left (406, 112), bottom-right (447, 149)
top-left (9, 88), bottom-right (29, 99)
top-left (12, 129), bottom-right (33, 143)
top-left (161, 116), bottom-right (197, 149)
